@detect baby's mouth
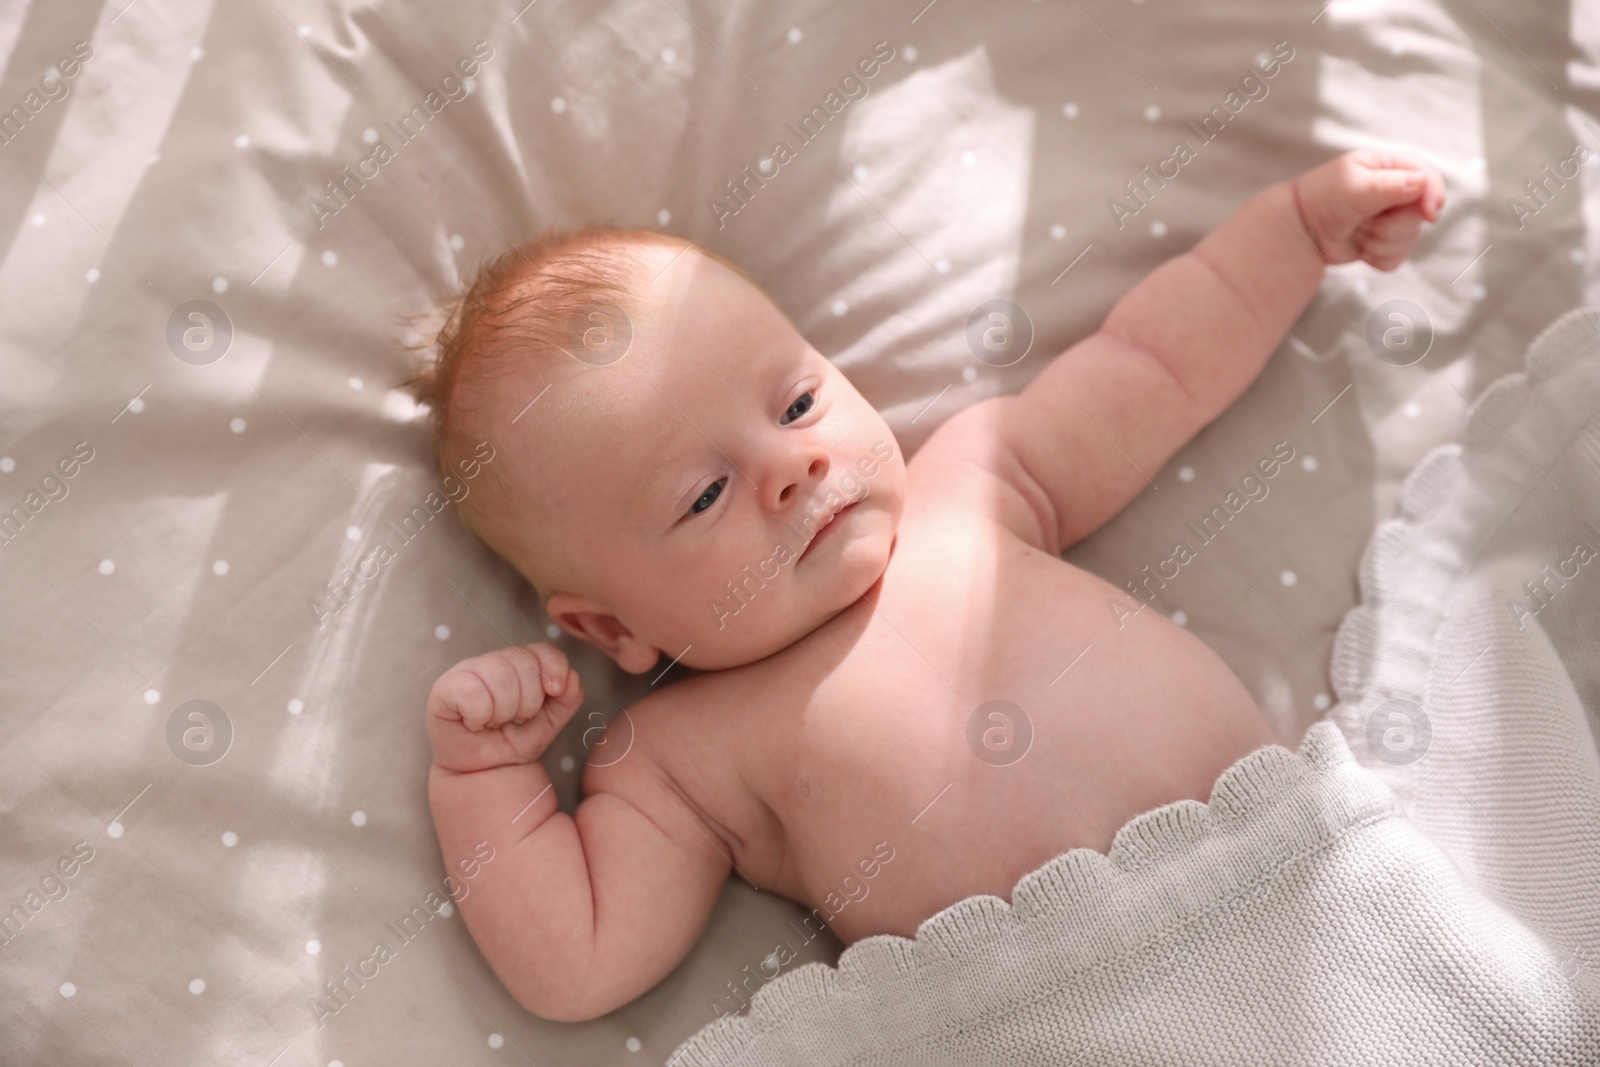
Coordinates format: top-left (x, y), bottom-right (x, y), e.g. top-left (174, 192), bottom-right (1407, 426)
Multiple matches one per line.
top-left (798, 501), bottom-right (858, 561)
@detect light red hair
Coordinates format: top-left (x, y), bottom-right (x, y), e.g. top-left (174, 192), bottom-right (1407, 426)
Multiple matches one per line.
top-left (405, 225), bottom-right (702, 600)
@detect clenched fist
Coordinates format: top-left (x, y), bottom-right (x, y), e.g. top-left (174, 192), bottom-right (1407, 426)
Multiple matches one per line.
top-left (426, 642), bottom-right (585, 774)
top-left (1292, 148), bottom-right (1446, 271)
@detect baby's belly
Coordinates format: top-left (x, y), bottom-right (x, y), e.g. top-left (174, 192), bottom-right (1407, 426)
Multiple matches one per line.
top-left (749, 543), bottom-right (1278, 944)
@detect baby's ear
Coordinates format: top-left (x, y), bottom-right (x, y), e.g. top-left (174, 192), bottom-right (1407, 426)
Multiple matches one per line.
top-left (545, 594), bottom-right (662, 675)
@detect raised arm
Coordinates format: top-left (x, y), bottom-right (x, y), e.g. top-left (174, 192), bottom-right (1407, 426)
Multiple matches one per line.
top-left (965, 149), bottom-right (1444, 552)
top-left (426, 642), bottom-right (730, 1021)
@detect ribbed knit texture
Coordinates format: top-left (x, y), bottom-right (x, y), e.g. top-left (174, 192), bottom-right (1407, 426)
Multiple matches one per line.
top-left (668, 308), bottom-right (1600, 1067)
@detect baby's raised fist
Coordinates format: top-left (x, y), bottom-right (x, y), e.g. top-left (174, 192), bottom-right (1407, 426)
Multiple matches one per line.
top-left (426, 642), bottom-right (585, 774)
top-left (1292, 148), bottom-right (1446, 271)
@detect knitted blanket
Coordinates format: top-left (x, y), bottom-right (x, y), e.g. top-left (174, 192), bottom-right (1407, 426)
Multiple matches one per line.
top-left (668, 308), bottom-right (1600, 1066)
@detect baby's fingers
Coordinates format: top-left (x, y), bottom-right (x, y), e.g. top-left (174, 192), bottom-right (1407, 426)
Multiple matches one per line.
top-left (504, 643), bottom-right (572, 724)
top-left (502, 668), bottom-right (585, 761)
top-left (1346, 165), bottom-right (1430, 221)
top-left (427, 668), bottom-right (496, 730)
top-left (1347, 149), bottom-right (1446, 222)
top-left (1357, 203), bottom-right (1426, 271)
top-left (1365, 204), bottom-right (1423, 245)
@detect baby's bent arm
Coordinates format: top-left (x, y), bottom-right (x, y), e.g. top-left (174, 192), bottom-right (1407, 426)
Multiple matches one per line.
top-left (1099, 181), bottom-right (1324, 420)
top-left (962, 180), bottom-right (1326, 551)
top-left (979, 154), bottom-right (1441, 551)
top-left (430, 745), bottom-right (732, 1021)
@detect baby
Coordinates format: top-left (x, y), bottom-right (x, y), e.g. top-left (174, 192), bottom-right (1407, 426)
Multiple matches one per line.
top-left (412, 148), bottom-right (1445, 1021)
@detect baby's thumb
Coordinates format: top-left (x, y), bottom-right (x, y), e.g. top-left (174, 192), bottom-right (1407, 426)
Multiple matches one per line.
top-left (549, 667), bottom-right (585, 717)
top-left (1350, 168), bottom-right (1427, 217)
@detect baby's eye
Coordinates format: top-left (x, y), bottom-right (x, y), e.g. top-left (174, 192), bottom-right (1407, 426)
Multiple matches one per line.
top-left (688, 477), bottom-right (726, 516)
top-left (782, 390), bottom-right (816, 425)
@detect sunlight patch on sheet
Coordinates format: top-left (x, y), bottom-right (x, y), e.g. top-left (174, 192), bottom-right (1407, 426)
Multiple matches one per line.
top-left (834, 45), bottom-right (1035, 387)
top-left (382, 389), bottom-right (424, 423)
top-left (276, 461), bottom-right (415, 793)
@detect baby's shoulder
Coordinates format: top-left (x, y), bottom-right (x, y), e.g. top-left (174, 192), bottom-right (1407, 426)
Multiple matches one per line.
top-left (580, 672), bottom-right (775, 863)
top-left (581, 671), bottom-right (752, 795)
top-left (903, 398), bottom-right (1058, 552)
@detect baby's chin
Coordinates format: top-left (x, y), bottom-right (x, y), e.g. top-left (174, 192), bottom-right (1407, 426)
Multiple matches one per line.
top-left (676, 525), bottom-right (893, 672)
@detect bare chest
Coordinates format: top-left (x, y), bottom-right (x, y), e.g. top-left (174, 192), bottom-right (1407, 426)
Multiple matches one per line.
top-left (700, 527), bottom-right (1275, 944)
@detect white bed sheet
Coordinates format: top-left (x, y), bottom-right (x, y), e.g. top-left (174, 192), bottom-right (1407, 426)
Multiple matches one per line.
top-left (1, 0), bottom-right (1596, 1062)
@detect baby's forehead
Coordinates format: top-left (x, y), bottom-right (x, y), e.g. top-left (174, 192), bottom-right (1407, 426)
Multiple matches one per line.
top-left (507, 258), bottom-right (806, 504)
top-left (463, 237), bottom-right (803, 480)
top-left (632, 243), bottom-right (768, 313)
top-left (630, 249), bottom-right (800, 365)
top-left (462, 241), bottom-right (759, 397)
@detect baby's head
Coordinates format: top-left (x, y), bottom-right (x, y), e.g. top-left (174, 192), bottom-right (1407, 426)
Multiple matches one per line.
top-left (410, 228), bottom-right (906, 673)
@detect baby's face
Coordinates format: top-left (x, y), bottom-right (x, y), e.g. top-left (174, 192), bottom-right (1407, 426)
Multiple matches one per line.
top-left (530, 246), bottom-right (906, 672)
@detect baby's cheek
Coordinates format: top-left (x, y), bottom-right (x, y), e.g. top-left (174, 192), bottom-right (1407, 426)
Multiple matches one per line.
top-left (785, 772), bottom-right (814, 810)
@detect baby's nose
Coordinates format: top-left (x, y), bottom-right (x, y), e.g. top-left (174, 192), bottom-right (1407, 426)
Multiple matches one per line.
top-left (773, 451), bottom-right (829, 508)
